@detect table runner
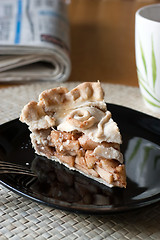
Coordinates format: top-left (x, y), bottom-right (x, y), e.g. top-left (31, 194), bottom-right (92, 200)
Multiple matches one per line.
top-left (0, 82), bottom-right (160, 239)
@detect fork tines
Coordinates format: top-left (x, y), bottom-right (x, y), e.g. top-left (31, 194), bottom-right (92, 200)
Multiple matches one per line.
top-left (0, 161), bottom-right (36, 176)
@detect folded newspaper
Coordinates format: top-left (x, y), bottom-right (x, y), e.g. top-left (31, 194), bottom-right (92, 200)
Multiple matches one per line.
top-left (0, 0), bottom-right (71, 82)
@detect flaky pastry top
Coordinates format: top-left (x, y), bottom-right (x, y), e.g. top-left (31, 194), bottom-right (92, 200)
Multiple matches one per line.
top-left (20, 82), bottom-right (122, 144)
top-left (38, 81), bottom-right (105, 112)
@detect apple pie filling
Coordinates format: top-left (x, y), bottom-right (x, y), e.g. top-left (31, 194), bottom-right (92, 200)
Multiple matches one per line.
top-left (31, 129), bottom-right (126, 188)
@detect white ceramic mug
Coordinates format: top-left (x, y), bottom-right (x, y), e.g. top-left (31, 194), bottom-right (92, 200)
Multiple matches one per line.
top-left (135, 4), bottom-right (160, 113)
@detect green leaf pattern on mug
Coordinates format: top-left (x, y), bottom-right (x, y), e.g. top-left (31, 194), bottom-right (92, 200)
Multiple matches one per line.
top-left (143, 95), bottom-right (160, 108)
top-left (138, 78), bottom-right (160, 104)
top-left (140, 41), bottom-right (147, 77)
top-left (137, 35), bottom-right (159, 107)
top-left (151, 36), bottom-right (157, 90)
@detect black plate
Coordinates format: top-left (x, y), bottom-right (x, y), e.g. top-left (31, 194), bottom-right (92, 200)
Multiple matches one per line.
top-left (0, 104), bottom-right (160, 214)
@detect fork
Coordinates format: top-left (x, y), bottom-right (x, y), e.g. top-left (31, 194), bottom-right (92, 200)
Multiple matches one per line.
top-left (0, 161), bottom-right (36, 176)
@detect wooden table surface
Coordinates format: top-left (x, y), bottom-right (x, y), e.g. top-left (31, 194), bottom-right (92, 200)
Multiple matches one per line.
top-left (68, 0), bottom-right (159, 86)
top-left (0, 0), bottom-right (159, 88)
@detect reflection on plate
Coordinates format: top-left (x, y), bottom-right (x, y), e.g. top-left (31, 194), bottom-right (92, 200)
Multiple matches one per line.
top-left (0, 104), bottom-right (160, 214)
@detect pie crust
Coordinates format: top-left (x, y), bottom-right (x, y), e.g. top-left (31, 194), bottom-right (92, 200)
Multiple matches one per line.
top-left (20, 82), bottom-right (126, 188)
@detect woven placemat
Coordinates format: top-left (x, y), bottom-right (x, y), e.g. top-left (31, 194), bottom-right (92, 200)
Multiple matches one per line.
top-left (0, 82), bottom-right (160, 240)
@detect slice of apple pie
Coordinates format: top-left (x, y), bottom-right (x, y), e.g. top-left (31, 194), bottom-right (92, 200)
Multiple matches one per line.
top-left (20, 82), bottom-right (126, 188)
